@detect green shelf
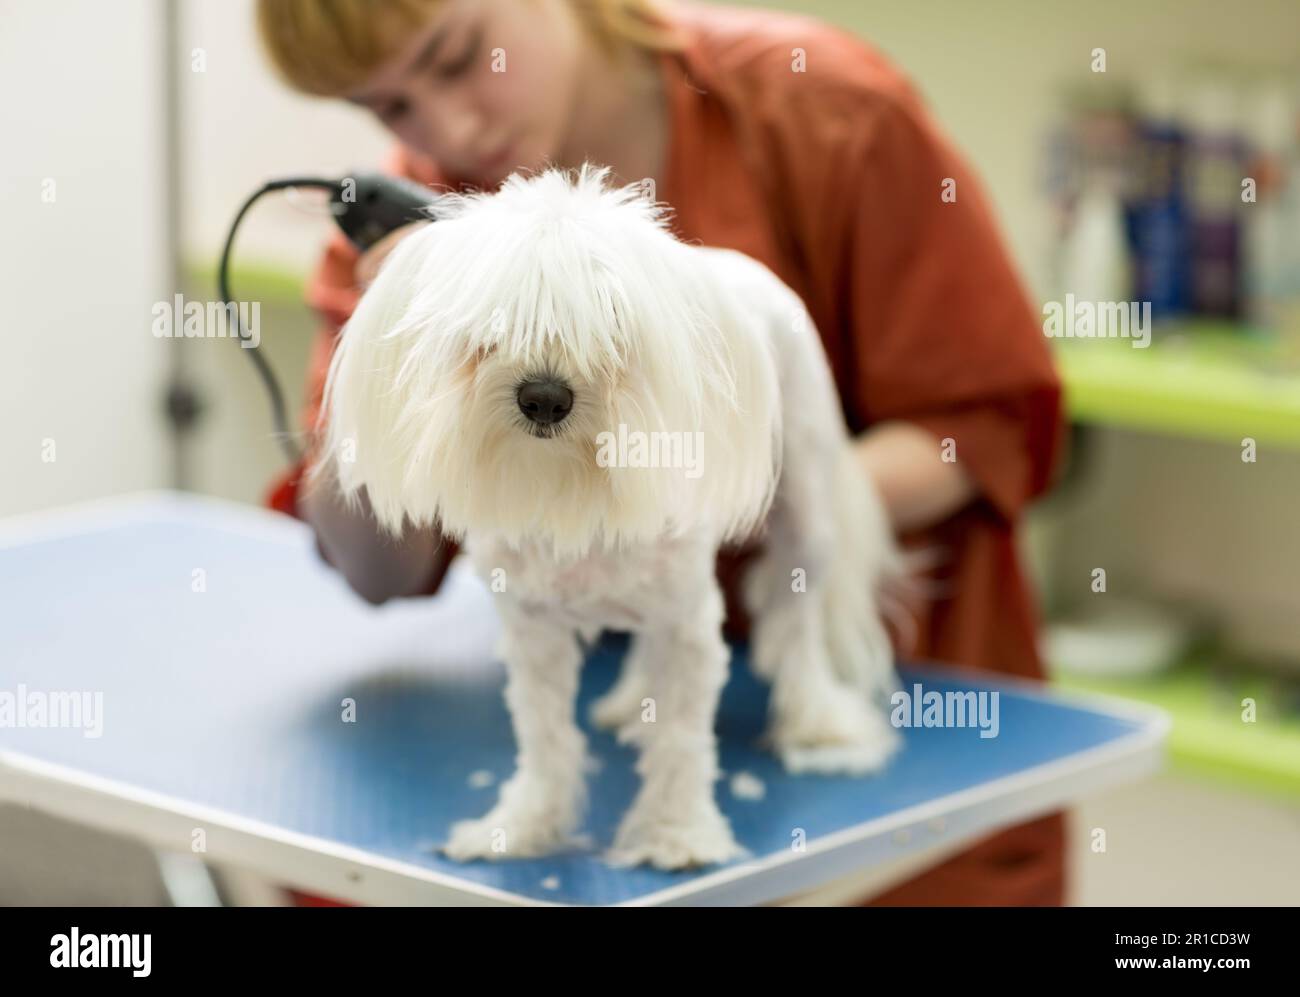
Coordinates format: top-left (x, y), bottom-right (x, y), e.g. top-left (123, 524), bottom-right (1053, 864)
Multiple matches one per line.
top-left (1057, 323), bottom-right (1300, 449)
top-left (184, 257), bottom-right (310, 307)
top-left (1053, 653), bottom-right (1300, 802)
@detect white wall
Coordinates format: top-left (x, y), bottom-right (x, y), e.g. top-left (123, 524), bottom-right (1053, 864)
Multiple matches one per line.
top-left (0, 0), bottom-right (171, 517)
top-left (179, 0), bottom-right (391, 273)
top-left (176, 0), bottom-right (394, 504)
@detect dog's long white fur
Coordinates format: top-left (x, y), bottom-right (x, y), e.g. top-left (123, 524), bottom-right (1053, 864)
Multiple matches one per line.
top-left (315, 166), bottom-right (903, 870)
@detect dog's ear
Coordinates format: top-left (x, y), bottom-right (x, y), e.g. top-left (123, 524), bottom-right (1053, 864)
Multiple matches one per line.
top-left (308, 226), bottom-right (441, 536)
top-left (631, 244), bottom-right (782, 545)
top-left (693, 258), bottom-right (784, 544)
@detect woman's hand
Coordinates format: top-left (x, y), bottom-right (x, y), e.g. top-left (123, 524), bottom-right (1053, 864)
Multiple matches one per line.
top-left (300, 460), bottom-right (448, 605)
top-left (855, 421), bottom-right (976, 534)
top-left (355, 220), bottom-right (431, 288)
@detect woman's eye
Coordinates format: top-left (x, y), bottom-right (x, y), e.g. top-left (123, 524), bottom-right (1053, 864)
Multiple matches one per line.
top-left (379, 98), bottom-right (410, 121)
top-left (437, 28), bottom-right (481, 79)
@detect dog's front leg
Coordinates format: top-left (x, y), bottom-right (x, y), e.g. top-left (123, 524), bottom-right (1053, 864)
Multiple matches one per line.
top-left (443, 604), bottom-right (588, 861)
top-left (607, 585), bottom-right (745, 870)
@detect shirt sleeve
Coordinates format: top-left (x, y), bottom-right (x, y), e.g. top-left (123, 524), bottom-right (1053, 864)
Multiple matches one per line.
top-left (262, 230), bottom-right (361, 522)
top-left (814, 91), bottom-right (1065, 524)
top-left (261, 226), bottom-right (358, 514)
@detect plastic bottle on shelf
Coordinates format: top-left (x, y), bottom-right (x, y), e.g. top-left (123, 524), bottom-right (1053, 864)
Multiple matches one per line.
top-left (1058, 178), bottom-right (1132, 314)
top-left (1242, 83), bottom-right (1296, 337)
top-left (1047, 84), bottom-right (1137, 336)
top-left (1131, 76), bottom-right (1192, 324)
top-left (1184, 77), bottom-right (1246, 320)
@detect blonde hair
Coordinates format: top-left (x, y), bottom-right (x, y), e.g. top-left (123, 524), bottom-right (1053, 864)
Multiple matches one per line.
top-left (256, 0), bottom-right (683, 96)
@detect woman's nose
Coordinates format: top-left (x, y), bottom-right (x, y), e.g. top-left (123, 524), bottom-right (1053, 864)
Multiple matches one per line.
top-left (420, 89), bottom-right (484, 158)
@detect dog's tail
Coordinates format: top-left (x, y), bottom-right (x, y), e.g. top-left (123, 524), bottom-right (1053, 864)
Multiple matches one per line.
top-left (820, 446), bottom-right (913, 703)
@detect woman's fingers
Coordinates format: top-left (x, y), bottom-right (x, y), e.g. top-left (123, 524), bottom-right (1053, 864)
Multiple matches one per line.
top-left (356, 220), bottom-right (431, 288)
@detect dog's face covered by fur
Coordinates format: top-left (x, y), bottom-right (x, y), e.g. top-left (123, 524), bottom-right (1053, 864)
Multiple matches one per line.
top-left (317, 166), bottom-right (780, 558)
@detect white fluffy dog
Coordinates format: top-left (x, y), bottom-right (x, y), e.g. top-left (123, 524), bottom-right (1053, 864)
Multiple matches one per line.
top-left (316, 165), bottom-right (903, 870)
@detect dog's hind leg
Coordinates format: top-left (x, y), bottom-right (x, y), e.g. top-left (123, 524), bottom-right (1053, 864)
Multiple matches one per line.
top-left (443, 605), bottom-right (589, 861)
top-left (746, 448), bottom-right (900, 775)
top-left (743, 319), bottom-right (901, 774)
top-left (588, 634), bottom-right (652, 743)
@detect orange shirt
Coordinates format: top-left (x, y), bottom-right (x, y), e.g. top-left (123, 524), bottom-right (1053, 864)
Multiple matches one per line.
top-left (266, 3), bottom-right (1067, 904)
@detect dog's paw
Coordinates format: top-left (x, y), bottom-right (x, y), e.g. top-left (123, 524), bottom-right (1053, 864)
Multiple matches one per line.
top-left (442, 808), bottom-right (584, 863)
top-left (606, 804), bottom-right (747, 870)
top-left (775, 737), bottom-right (897, 775)
top-left (769, 695), bottom-right (900, 776)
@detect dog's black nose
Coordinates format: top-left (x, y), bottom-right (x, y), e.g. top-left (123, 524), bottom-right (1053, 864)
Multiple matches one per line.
top-left (517, 379), bottom-right (573, 426)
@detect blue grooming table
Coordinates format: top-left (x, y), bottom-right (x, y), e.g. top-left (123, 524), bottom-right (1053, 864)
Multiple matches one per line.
top-left (0, 492), bottom-right (1167, 906)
